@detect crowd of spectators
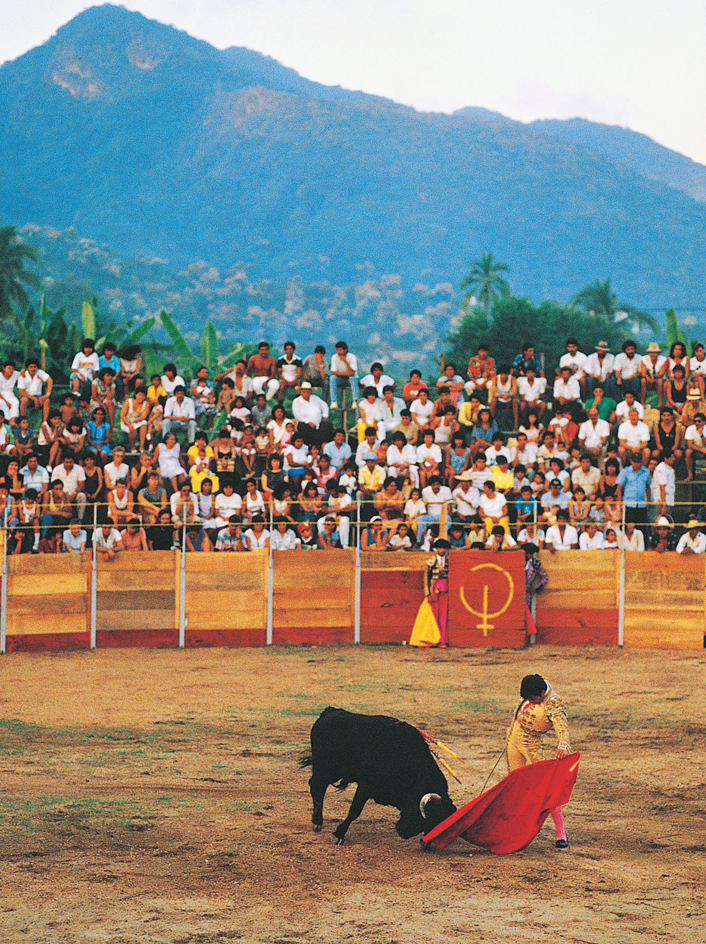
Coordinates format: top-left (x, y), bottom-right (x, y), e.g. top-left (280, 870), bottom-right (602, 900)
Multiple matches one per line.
top-left (1, 334), bottom-right (705, 557)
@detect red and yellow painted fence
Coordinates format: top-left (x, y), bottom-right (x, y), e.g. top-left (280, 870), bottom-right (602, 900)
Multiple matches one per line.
top-left (1, 550), bottom-right (703, 653)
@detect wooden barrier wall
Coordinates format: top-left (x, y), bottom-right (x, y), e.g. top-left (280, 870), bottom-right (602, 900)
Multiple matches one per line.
top-left (360, 552), bottom-right (427, 644)
top-left (5, 554), bottom-right (90, 652)
top-left (1, 549), bottom-right (705, 652)
top-left (623, 551), bottom-right (705, 650)
top-left (96, 551), bottom-right (177, 648)
top-left (272, 549), bottom-right (355, 644)
top-left (534, 550), bottom-right (620, 647)
top-left (184, 551), bottom-right (268, 647)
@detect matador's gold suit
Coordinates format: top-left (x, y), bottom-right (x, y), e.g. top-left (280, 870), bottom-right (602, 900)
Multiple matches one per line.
top-left (506, 682), bottom-right (571, 771)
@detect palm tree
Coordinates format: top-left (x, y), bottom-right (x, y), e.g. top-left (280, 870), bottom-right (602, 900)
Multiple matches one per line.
top-left (0, 225), bottom-right (40, 317)
top-left (571, 278), bottom-right (658, 333)
top-left (460, 253), bottom-right (511, 313)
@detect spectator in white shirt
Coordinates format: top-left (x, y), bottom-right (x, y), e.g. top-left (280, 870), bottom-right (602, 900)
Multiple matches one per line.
top-left (517, 364), bottom-right (547, 424)
top-left (276, 341), bottom-right (303, 403)
top-left (578, 408), bottom-right (611, 463)
top-left (676, 519), bottom-right (706, 555)
top-left (164, 386), bottom-right (197, 444)
top-left (70, 339), bottom-right (100, 398)
top-left (270, 518), bottom-right (300, 550)
top-left (20, 453), bottom-right (50, 498)
top-left (571, 453), bottom-right (602, 501)
top-left (479, 480), bottom-right (510, 534)
top-left (330, 341), bottom-right (358, 409)
top-left (486, 525), bottom-right (519, 551)
top-left (579, 521), bottom-right (605, 550)
top-left (18, 358), bottom-right (53, 421)
top-left (611, 339), bottom-right (641, 400)
top-left (387, 431), bottom-right (418, 487)
top-left (415, 429), bottom-right (443, 487)
top-left (640, 342), bottom-right (666, 407)
top-left (584, 342), bottom-right (615, 396)
top-left (416, 477), bottom-right (453, 540)
top-left (559, 338), bottom-right (588, 397)
top-left (292, 382), bottom-right (334, 445)
top-left (619, 521), bottom-right (645, 551)
top-left (410, 388), bottom-right (434, 431)
top-left (553, 365), bottom-right (582, 419)
top-left (103, 446), bottom-right (129, 493)
top-left (615, 391), bottom-right (644, 424)
top-left (359, 362), bottom-right (395, 398)
top-left (618, 409), bottom-right (650, 465)
top-left (484, 433), bottom-right (512, 467)
top-left (355, 428), bottom-right (381, 468)
top-left (52, 455), bottom-right (86, 521)
top-left (243, 516), bottom-right (270, 550)
top-left (161, 363), bottom-right (187, 396)
top-left (690, 342), bottom-right (706, 398)
top-left (452, 471), bottom-right (480, 522)
top-left (685, 413), bottom-right (706, 480)
top-left (283, 434), bottom-right (311, 476)
top-left (512, 431), bottom-right (538, 468)
top-left (651, 450), bottom-right (677, 521)
top-left (545, 510), bottom-right (580, 551)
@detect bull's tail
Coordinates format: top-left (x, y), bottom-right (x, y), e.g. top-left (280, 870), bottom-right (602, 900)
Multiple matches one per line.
top-left (299, 753), bottom-right (313, 769)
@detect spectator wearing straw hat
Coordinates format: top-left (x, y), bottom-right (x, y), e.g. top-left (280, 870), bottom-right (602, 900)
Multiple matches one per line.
top-left (292, 381), bottom-right (334, 446)
top-left (640, 342), bottom-right (666, 406)
top-left (680, 389), bottom-right (706, 431)
top-left (584, 341), bottom-right (615, 397)
top-left (452, 470), bottom-right (480, 524)
top-left (676, 519), bottom-right (706, 555)
top-left (647, 516), bottom-right (677, 552)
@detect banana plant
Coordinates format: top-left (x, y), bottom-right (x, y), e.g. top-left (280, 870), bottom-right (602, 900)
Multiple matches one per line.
top-left (159, 310), bottom-right (256, 378)
top-left (82, 299), bottom-right (97, 340)
top-left (665, 308), bottom-right (687, 350)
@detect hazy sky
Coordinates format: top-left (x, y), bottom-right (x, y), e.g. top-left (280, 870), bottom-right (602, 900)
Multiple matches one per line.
top-left (4, 0), bottom-right (706, 163)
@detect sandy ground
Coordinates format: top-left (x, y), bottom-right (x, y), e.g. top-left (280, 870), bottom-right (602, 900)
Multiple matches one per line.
top-left (0, 644), bottom-right (704, 944)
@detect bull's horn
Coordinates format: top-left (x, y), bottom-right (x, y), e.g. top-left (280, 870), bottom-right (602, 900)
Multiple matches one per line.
top-left (419, 793), bottom-right (441, 818)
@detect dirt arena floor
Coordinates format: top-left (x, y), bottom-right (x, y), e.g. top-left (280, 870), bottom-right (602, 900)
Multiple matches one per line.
top-left (0, 643), bottom-right (704, 944)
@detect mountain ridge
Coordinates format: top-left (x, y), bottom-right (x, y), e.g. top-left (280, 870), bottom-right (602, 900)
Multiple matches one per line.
top-left (0, 3), bottom-right (703, 312)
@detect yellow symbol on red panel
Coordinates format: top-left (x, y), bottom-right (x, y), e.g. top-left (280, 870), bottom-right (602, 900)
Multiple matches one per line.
top-left (459, 563), bottom-right (514, 636)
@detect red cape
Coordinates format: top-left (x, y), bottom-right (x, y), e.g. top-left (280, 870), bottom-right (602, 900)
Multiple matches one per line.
top-left (422, 752), bottom-right (580, 854)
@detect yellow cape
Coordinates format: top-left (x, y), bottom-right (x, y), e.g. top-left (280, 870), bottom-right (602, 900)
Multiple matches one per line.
top-left (409, 597), bottom-right (441, 647)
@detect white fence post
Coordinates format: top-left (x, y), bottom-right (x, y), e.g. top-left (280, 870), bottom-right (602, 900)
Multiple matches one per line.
top-left (1, 513), bottom-right (7, 655)
top-left (90, 502), bottom-right (97, 649)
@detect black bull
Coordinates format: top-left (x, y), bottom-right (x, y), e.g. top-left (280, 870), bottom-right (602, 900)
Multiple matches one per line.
top-left (301, 707), bottom-right (456, 843)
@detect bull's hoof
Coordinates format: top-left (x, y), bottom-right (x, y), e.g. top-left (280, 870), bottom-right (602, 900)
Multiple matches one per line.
top-left (334, 836), bottom-right (345, 845)
top-left (312, 823), bottom-right (322, 832)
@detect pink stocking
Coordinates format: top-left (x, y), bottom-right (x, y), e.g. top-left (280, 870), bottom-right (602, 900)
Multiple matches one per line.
top-left (550, 805), bottom-right (566, 841)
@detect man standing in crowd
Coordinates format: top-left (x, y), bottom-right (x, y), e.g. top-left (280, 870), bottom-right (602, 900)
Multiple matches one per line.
top-left (247, 341), bottom-right (280, 401)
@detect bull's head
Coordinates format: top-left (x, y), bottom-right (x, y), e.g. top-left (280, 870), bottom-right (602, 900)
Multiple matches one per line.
top-left (395, 793), bottom-right (456, 839)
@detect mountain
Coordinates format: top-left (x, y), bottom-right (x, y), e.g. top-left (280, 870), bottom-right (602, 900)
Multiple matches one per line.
top-left (0, 3), bottom-right (704, 313)
top-left (529, 118), bottom-right (706, 205)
